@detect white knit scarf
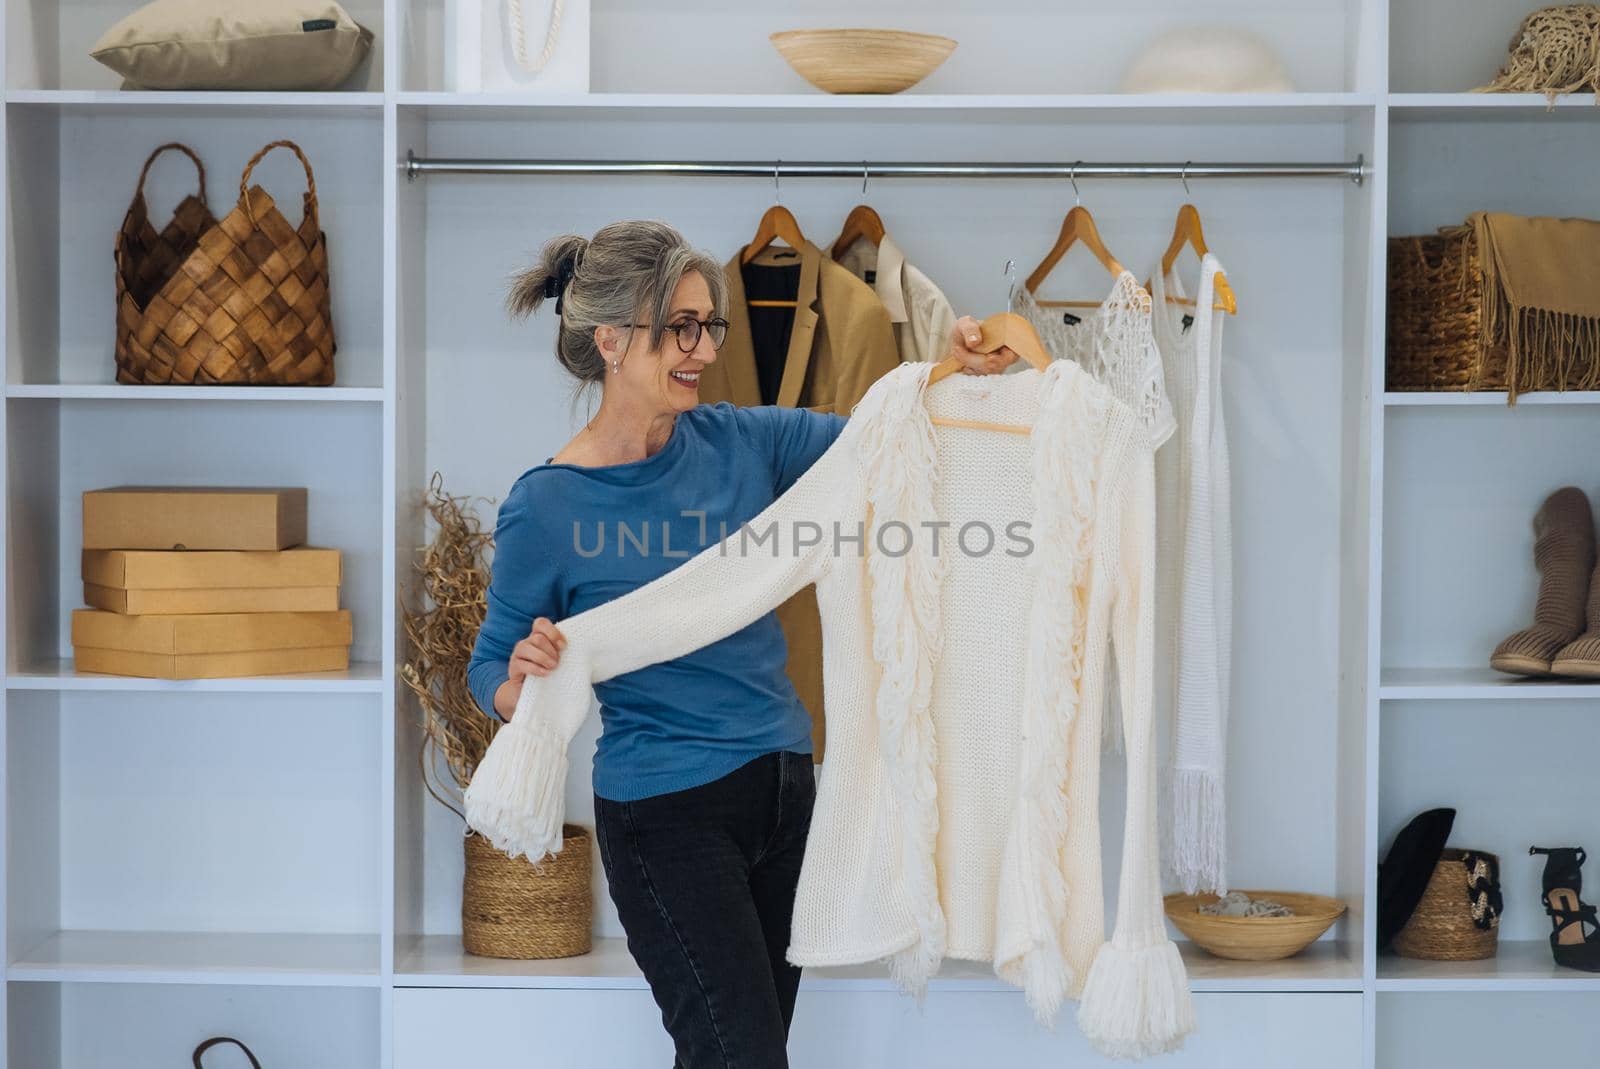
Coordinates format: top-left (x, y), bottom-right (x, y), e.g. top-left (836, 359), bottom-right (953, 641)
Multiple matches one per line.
top-left (1150, 256), bottom-right (1232, 896)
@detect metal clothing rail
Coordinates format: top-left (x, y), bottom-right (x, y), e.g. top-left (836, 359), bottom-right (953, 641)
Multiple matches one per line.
top-left (403, 150), bottom-right (1369, 186)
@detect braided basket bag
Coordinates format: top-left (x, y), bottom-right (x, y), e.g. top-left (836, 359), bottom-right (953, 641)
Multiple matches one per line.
top-left (114, 140), bottom-right (337, 386)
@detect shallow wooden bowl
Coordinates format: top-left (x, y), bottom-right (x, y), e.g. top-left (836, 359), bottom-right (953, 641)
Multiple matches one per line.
top-left (1164, 890), bottom-right (1347, 961)
top-left (770, 29), bottom-right (958, 94)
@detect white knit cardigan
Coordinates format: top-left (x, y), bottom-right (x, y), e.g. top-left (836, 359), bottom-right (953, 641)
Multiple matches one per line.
top-left (1150, 255), bottom-right (1233, 897)
top-left (464, 360), bottom-right (1195, 1058)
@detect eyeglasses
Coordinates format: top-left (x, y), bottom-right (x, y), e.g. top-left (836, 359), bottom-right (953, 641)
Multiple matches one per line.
top-left (627, 317), bottom-right (730, 353)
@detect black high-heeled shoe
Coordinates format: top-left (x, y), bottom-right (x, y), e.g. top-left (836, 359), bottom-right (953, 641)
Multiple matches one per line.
top-left (1530, 846), bottom-right (1600, 972)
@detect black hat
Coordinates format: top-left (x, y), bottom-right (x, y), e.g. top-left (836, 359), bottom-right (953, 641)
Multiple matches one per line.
top-left (1377, 807), bottom-right (1456, 949)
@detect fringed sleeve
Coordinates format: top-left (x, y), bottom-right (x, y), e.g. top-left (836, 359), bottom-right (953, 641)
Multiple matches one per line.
top-left (1077, 432), bottom-right (1197, 1059)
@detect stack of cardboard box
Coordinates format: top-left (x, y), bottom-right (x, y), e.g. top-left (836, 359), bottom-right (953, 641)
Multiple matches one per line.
top-left (71, 487), bottom-right (353, 679)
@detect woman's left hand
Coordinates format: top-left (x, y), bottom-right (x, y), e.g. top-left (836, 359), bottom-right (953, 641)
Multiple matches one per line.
top-left (943, 315), bottom-right (1021, 375)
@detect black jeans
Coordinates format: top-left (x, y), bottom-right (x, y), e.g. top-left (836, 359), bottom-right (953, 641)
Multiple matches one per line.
top-left (594, 750), bottom-right (816, 1069)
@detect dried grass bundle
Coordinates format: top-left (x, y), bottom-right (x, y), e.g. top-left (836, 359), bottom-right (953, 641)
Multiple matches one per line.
top-left (401, 471), bottom-right (499, 820)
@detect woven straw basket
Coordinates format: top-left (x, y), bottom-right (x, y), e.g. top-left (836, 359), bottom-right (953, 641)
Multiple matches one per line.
top-left (1386, 225), bottom-right (1498, 393)
top-left (462, 826), bottom-right (592, 959)
top-left (114, 140), bottom-right (336, 386)
top-left (1393, 849), bottom-right (1500, 961)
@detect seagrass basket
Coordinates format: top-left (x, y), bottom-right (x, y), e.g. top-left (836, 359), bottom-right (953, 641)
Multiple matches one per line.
top-left (1392, 848), bottom-right (1501, 961)
top-left (1385, 224), bottom-right (1501, 393)
top-left (462, 826), bottom-right (593, 959)
top-left (114, 140), bottom-right (336, 386)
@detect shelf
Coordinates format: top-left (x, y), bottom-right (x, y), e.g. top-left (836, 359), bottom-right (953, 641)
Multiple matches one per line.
top-left (1380, 668), bottom-right (1600, 701)
top-left (1384, 391), bottom-right (1600, 407)
top-left (1389, 92), bottom-right (1600, 117)
top-left (6, 659), bottom-right (383, 693)
top-left (396, 935), bottom-right (1361, 993)
top-left (1377, 942), bottom-right (1600, 991)
top-left (5, 89), bottom-right (384, 114)
top-left (6, 385), bottom-right (385, 403)
top-left (396, 90), bottom-right (1375, 118)
top-left (7, 930), bottom-right (382, 986)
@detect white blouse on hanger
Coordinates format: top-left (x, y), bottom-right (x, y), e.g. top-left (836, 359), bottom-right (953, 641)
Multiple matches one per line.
top-left (1015, 270), bottom-right (1177, 450)
top-left (1149, 253), bottom-right (1233, 897)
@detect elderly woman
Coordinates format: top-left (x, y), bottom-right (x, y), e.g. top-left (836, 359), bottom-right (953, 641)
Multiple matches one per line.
top-left (468, 220), bottom-right (1015, 1068)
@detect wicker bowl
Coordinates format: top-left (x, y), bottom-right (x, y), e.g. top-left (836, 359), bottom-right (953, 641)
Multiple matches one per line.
top-left (1164, 890), bottom-right (1347, 961)
top-left (770, 29), bottom-right (957, 94)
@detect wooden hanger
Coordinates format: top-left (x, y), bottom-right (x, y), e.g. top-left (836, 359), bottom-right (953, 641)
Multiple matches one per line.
top-left (830, 204), bottom-right (887, 260)
top-left (1151, 203), bottom-right (1237, 315)
top-left (741, 165), bottom-right (807, 308)
top-left (1025, 204), bottom-right (1126, 309)
top-left (741, 203), bottom-right (806, 267)
top-left (739, 204), bottom-right (805, 308)
top-left (926, 312), bottom-right (1054, 436)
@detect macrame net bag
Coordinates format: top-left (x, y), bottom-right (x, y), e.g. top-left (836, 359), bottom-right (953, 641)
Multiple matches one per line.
top-left (401, 472), bottom-right (592, 960)
top-left (1475, 5), bottom-right (1600, 104)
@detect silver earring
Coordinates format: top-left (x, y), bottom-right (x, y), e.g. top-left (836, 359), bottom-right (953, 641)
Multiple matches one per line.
top-left (612, 358), bottom-right (620, 374)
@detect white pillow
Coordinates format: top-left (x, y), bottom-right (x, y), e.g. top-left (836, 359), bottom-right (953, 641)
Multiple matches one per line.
top-left (90, 0), bottom-right (373, 91)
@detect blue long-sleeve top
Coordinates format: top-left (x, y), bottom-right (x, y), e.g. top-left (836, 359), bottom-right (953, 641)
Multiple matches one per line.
top-left (467, 401), bottom-right (847, 802)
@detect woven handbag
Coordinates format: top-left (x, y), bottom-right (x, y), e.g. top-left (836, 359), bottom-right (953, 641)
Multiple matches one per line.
top-left (114, 139), bottom-right (337, 386)
top-left (193, 1036), bottom-right (262, 1067)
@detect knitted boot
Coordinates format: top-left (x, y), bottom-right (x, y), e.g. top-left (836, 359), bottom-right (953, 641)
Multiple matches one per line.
top-left (1491, 487), bottom-right (1595, 677)
top-left (1553, 546), bottom-right (1600, 677)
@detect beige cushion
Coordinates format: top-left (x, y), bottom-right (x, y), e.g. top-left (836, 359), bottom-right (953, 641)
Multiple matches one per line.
top-left (90, 0), bottom-right (373, 91)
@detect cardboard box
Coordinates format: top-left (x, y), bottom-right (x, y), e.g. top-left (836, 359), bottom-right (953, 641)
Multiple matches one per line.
top-left (82, 487), bottom-right (308, 550)
top-left (71, 608), bottom-right (352, 653)
top-left (84, 584), bottom-right (341, 615)
top-left (81, 546), bottom-right (341, 613)
top-left (73, 645), bottom-right (350, 680)
top-left (82, 546), bottom-right (340, 589)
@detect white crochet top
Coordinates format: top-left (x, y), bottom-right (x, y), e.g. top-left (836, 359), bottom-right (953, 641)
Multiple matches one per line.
top-left (1015, 270), bottom-right (1177, 450)
top-left (1150, 255), bottom-right (1234, 897)
top-left (465, 360), bottom-right (1195, 1059)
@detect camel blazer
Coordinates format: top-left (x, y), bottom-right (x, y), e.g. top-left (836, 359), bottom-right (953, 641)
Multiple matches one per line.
top-left (700, 241), bottom-right (901, 758)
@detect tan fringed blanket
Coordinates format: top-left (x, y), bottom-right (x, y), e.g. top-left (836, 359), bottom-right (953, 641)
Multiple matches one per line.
top-left (1471, 211), bottom-right (1600, 398)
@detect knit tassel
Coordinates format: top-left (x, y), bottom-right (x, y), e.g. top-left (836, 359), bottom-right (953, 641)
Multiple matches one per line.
top-left (1166, 767), bottom-right (1227, 895)
top-left (462, 713), bottom-right (570, 864)
top-left (1076, 939), bottom-right (1196, 1060)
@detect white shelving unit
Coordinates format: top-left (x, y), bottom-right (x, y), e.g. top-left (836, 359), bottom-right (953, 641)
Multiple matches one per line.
top-left (3, 0), bottom-right (1595, 1065)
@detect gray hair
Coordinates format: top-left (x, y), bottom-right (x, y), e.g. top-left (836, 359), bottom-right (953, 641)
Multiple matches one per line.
top-left (507, 220), bottom-right (728, 385)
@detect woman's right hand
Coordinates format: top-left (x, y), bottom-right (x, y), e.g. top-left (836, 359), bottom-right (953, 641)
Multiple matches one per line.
top-left (511, 617), bottom-right (567, 682)
top-left (495, 618), bottom-right (568, 722)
